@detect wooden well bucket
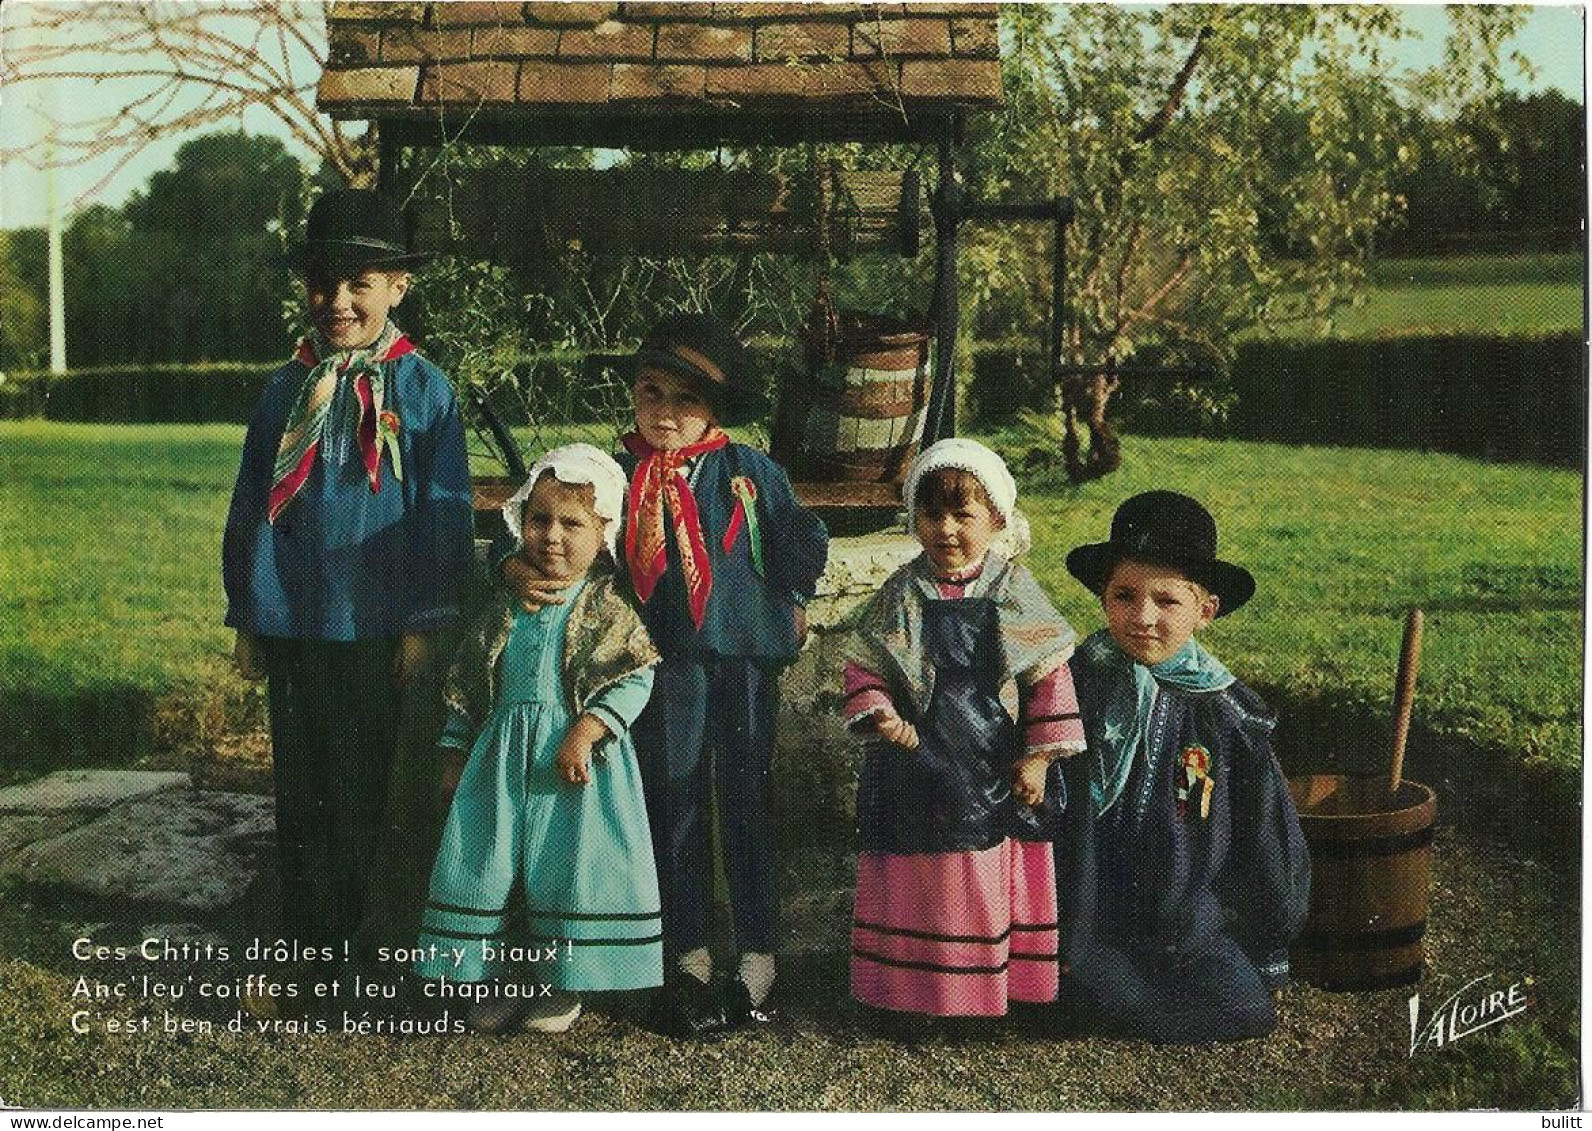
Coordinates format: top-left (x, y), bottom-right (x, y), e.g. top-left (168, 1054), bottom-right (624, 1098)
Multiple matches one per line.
top-left (1288, 773), bottom-right (1437, 991)
top-left (772, 314), bottom-right (930, 485)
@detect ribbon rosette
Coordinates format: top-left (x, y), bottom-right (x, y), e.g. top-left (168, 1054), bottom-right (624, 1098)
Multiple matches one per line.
top-left (377, 409), bottom-right (404, 483)
top-left (722, 475), bottom-right (766, 578)
top-left (1177, 744), bottom-right (1213, 820)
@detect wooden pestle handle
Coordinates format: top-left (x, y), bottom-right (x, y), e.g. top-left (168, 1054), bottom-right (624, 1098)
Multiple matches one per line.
top-left (1389, 608), bottom-right (1424, 794)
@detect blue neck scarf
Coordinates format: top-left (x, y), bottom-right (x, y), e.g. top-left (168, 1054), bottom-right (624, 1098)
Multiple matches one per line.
top-left (1082, 629), bottom-right (1234, 816)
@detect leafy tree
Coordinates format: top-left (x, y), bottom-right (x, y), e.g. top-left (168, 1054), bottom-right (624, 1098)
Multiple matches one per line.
top-left (0, 230), bottom-right (47, 370)
top-left (121, 131), bottom-right (306, 361)
top-left (963, 4), bottom-right (1530, 480)
top-left (60, 205), bottom-right (139, 368)
top-left (1386, 90), bottom-right (1585, 254)
top-left (17, 133), bottom-right (306, 368)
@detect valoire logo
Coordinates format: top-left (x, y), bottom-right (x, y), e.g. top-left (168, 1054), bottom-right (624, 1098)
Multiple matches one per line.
top-left (1408, 973), bottom-right (1532, 1056)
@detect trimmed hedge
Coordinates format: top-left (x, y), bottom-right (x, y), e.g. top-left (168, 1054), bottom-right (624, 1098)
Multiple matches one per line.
top-left (0, 363), bottom-right (271, 423)
top-left (8, 334), bottom-right (1584, 466)
top-left (969, 333), bottom-right (1585, 466)
top-left (1228, 335), bottom-right (1585, 464)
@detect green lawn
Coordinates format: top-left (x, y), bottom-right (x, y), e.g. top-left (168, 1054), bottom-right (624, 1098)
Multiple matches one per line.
top-left (1269, 253), bottom-right (1584, 339)
top-left (3, 420), bottom-right (1580, 808)
top-left (0, 420), bottom-right (1581, 1109)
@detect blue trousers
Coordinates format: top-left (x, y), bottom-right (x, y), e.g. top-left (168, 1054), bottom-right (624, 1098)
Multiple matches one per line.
top-left (1058, 932), bottom-right (1277, 1042)
top-left (632, 656), bottom-right (780, 958)
top-left (263, 637), bottom-right (400, 949)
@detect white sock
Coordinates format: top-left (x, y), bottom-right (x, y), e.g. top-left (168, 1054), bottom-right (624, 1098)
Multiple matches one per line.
top-left (739, 951), bottom-right (775, 1005)
top-left (678, 947), bottom-right (712, 985)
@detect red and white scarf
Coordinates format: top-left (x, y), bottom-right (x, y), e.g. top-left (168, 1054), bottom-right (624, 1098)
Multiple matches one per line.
top-left (621, 427), bottom-right (730, 629)
top-left (269, 322), bottom-right (414, 523)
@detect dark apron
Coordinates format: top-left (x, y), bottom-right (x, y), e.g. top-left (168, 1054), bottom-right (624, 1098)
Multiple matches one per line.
top-left (856, 597), bottom-right (1044, 854)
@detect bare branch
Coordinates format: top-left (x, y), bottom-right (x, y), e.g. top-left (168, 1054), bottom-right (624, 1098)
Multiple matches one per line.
top-left (1, 2), bottom-right (362, 207)
top-left (1117, 250), bottom-right (1196, 339)
top-left (1136, 25), bottom-right (1213, 145)
top-left (1111, 219), bottom-right (1144, 335)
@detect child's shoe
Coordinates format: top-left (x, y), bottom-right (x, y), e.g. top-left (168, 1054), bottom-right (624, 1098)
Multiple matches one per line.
top-left (721, 974), bottom-right (782, 1029)
top-left (522, 990), bottom-right (582, 1033)
top-left (467, 992), bottom-right (529, 1035)
top-left (650, 973), bottom-right (728, 1038)
top-left (722, 953), bottom-right (781, 1028)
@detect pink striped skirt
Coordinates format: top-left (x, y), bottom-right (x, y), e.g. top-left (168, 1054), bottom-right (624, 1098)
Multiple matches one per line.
top-left (851, 838), bottom-right (1059, 1017)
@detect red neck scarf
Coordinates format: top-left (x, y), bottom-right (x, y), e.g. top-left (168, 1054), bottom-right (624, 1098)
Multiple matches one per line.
top-left (268, 327), bottom-right (415, 522)
top-left (622, 428), bottom-right (730, 629)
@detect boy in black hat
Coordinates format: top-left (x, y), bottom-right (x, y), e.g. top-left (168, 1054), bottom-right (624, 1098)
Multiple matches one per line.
top-left (223, 189), bottom-right (474, 954)
top-left (1053, 491), bottom-right (1310, 1042)
top-left (502, 313), bottom-right (829, 1035)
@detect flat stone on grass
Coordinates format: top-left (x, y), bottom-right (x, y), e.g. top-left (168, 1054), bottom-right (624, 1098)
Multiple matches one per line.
top-left (0, 813), bottom-right (96, 862)
top-left (0, 770), bottom-right (190, 815)
top-left (4, 791), bottom-right (275, 914)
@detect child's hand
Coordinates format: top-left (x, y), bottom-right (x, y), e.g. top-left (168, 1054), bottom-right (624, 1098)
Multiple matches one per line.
top-left (503, 554), bottom-right (568, 613)
top-left (1011, 753), bottom-right (1049, 807)
top-left (555, 733), bottom-right (596, 785)
top-left (792, 605), bottom-right (809, 647)
top-left (439, 747), bottom-right (467, 803)
top-left (876, 709), bottom-right (920, 751)
top-left (233, 631), bottom-right (266, 682)
top-left (394, 632), bottom-right (429, 686)
top-left (555, 713), bottom-right (612, 786)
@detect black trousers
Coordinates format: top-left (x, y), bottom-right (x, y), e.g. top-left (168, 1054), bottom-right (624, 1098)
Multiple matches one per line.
top-left (263, 637), bottom-right (401, 949)
top-left (632, 656), bottom-right (780, 959)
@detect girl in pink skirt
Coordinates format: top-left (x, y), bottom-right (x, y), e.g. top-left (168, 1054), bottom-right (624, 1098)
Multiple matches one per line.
top-left (843, 439), bottom-right (1086, 1019)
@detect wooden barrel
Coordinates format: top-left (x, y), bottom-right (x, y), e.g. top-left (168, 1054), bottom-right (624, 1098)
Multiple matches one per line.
top-left (1288, 774), bottom-right (1437, 991)
top-left (772, 315), bottom-right (930, 485)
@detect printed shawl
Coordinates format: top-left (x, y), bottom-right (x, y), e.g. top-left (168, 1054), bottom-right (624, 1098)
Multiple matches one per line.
top-left (849, 551), bottom-right (1078, 724)
top-left (442, 562), bottom-right (660, 736)
top-left (620, 428), bottom-right (730, 629)
top-left (269, 321), bottom-right (413, 522)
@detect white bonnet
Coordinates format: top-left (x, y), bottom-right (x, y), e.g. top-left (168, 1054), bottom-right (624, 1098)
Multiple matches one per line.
top-left (903, 438), bottom-right (1017, 528)
top-left (501, 442), bottom-right (629, 556)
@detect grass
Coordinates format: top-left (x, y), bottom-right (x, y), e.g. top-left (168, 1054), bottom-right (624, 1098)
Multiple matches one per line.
top-left (1003, 431), bottom-right (1584, 868)
top-left (1006, 430), bottom-right (1583, 771)
top-left (0, 420), bottom-right (1581, 1109)
top-left (1266, 253), bottom-right (1584, 339)
top-left (3, 420), bottom-right (1581, 794)
top-left (0, 423), bottom-right (261, 775)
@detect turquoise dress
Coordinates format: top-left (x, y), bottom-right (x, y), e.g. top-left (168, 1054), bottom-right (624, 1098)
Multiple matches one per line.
top-left (415, 582), bottom-right (663, 991)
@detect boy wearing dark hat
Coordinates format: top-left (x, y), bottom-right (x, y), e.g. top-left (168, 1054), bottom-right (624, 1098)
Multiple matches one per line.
top-left (503, 313), bottom-right (829, 1035)
top-left (1053, 491), bottom-right (1310, 1042)
top-left (223, 189), bottom-right (474, 952)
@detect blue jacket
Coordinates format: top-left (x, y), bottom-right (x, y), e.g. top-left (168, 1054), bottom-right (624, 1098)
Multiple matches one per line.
top-left (1055, 653), bottom-right (1311, 988)
top-left (222, 350), bottom-right (474, 641)
top-left (616, 443), bottom-right (829, 663)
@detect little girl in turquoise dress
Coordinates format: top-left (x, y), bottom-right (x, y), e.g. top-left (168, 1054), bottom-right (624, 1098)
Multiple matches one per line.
top-left (414, 443), bottom-right (662, 1034)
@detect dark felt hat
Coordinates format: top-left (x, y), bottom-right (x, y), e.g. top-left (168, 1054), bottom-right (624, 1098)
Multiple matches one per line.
top-left (1066, 490), bottom-right (1255, 616)
top-left (287, 189), bottom-right (429, 273)
top-left (634, 313), bottom-right (766, 427)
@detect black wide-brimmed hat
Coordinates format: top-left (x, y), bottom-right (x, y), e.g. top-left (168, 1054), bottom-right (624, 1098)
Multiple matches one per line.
top-left (1066, 490), bottom-right (1255, 616)
top-left (634, 313), bottom-right (766, 426)
top-left (286, 189), bottom-right (429, 273)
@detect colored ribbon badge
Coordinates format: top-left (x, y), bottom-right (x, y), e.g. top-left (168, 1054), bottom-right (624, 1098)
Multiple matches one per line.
top-left (1178, 744), bottom-right (1213, 820)
top-left (377, 409), bottom-right (403, 483)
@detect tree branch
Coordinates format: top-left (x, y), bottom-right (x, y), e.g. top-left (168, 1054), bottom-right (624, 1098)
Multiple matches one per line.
top-left (1118, 250), bottom-right (1196, 339)
top-left (1, 2), bottom-right (359, 207)
top-left (1137, 25), bottom-right (1213, 145)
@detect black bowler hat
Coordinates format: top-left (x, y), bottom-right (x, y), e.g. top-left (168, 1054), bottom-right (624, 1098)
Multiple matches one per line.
top-left (634, 313), bottom-right (766, 426)
top-left (1066, 491), bottom-right (1255, 616)
top-left (286, 189), bottom-right (429, 273)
